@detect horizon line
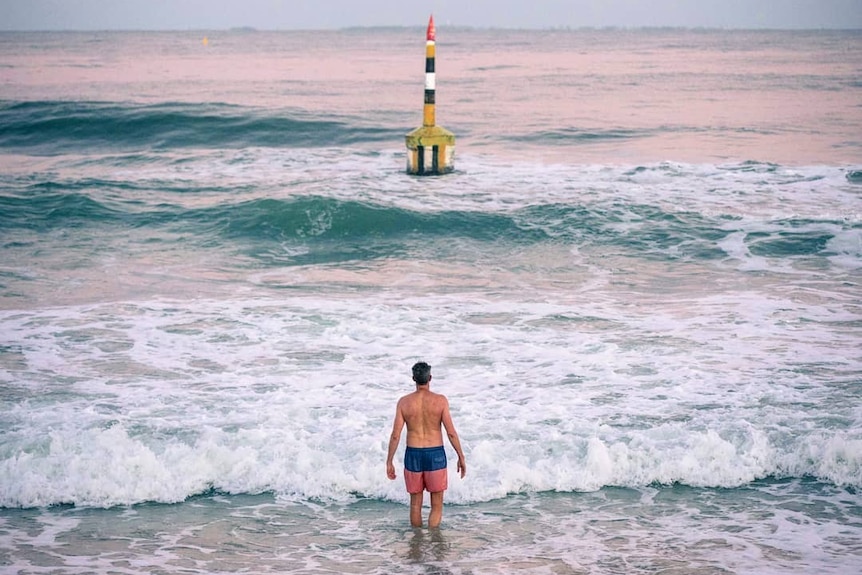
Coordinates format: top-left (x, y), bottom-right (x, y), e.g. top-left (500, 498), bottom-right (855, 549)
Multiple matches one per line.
top-left (2, 24), bottom-right (861, 33)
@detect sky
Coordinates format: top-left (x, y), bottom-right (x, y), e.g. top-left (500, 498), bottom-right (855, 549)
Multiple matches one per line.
top-left (1, 0), bottom-right (861, 31)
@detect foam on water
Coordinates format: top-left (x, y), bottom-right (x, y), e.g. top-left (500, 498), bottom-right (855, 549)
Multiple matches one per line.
top-left (2, 148), bottom-right (861, 508)
top-left (2, 269), bottom-right (859, 508)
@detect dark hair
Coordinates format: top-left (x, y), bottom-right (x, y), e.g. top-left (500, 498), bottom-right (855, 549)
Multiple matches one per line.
top-left (412, 362), bottom-right (432, 385)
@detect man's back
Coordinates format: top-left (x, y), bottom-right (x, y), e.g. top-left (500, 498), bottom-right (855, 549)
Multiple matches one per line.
top-left (399, 389), bottom-right (447, 447)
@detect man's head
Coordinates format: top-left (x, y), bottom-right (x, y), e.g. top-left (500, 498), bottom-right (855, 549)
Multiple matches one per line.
top-left (412, 361), bottom-right (432, 385)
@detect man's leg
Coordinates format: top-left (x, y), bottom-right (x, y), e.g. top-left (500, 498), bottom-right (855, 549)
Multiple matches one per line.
top-left (410, 492), bottom-right (424, 528)
top-left (428, 491), bottom-right (444, 528)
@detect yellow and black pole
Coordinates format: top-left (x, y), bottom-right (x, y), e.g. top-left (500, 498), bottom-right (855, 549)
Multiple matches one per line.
top-left (406, 15), bottom-right (455, 175)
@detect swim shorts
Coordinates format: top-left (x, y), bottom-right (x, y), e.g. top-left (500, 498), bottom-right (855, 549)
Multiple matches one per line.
top-left (404, 446), bottom-right (448, 494)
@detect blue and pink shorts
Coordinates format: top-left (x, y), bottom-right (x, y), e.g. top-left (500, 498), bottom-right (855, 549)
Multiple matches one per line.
top-left (404, 446), bottom-right (448, 494)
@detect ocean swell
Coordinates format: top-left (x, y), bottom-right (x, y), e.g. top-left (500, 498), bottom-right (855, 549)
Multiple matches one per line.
top-left (0, 100), bottom-right (402, 153)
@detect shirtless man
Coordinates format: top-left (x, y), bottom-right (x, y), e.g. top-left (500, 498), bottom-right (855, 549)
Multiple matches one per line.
top-left (386, 362), bottom-right (466, 528)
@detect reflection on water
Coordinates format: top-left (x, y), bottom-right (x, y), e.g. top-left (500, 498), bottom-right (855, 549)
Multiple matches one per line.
top-left (407, 527), bottom-right (453, 574)
top-left (1, 486), bottom-right (859, 574)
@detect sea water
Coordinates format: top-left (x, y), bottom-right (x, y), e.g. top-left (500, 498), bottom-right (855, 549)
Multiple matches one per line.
top-left (0, 27), bottom-right (861, 574)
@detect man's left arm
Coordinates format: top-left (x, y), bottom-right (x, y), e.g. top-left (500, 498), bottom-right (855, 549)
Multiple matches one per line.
top-left (441, 398), bottom-right (466, 478)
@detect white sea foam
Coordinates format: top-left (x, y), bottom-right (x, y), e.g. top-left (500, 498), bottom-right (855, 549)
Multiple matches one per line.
top-left (2, 277), bottom-right (859, 508)
top-left (3, 137), bottom-right (861, 511)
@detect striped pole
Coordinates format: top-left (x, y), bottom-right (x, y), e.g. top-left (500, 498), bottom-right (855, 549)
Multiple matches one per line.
top-left (423, 16), bottom-right (436, 127)
top-left (406, 14), bottom-right (455, 175)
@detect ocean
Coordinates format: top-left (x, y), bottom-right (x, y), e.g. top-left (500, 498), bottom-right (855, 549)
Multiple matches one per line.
top-left (0, 26), bottom-right (860, 574)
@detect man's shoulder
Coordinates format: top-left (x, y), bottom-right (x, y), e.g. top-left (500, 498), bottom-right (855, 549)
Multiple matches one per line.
top-left (428, 391), bottom-right (449, 407)
top-left (396, 393), bottom-right (412, 406)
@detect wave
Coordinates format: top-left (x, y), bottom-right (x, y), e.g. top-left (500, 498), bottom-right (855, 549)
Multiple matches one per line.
top-left (220, 196), bottom-right (544, 243)
top-left (0, 190), bottom-right (541, 239)
top-left (1, 423), bottom-right (858, 509)
top-left (218, 198), bottom-right (848, 266)
top-left (0, 100), bottom-right (403, 153)
top-left (0, 189), bottom-right (124, 230)
top-left (516, 127), bottom-right (649, 144)
top-left (1, 186), bottom-right (850, 267)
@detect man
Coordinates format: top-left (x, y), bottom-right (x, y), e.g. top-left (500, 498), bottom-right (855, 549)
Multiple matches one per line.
top-left (386, 361), bottom-right (466, 528)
